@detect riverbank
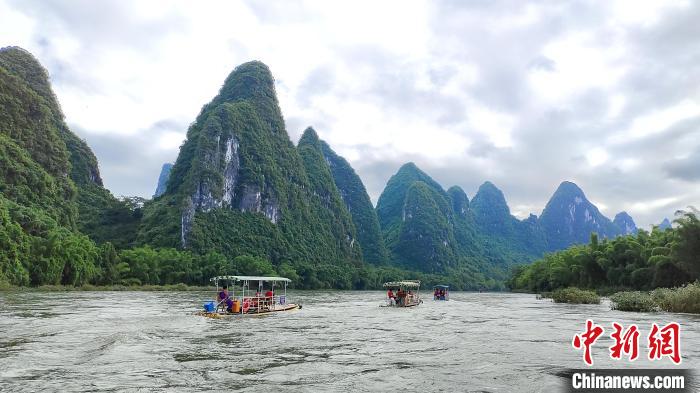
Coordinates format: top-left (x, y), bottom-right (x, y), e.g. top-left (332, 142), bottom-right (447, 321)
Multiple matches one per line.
top-left (610, 282), bottom-right (700, 313)
top-left (0, 283), bottom-right (211, 292)
top-left (533, 282), bottom-right (700, 314)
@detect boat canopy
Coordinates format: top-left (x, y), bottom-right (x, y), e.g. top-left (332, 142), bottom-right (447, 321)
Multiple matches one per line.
top-left (383, 280), bottom-right (421, 288)
top-left (210, 275), bottom-right (292, 283)
top-left (433, 284), bottom-right (449, 289)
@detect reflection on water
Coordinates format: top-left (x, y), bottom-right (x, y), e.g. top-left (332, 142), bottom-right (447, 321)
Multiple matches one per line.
top-left (0, 291), bottom-right (698, 392)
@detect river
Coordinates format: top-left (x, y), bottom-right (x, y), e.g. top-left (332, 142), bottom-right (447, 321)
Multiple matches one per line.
top-left (0, 291), bottom-right (697, 392)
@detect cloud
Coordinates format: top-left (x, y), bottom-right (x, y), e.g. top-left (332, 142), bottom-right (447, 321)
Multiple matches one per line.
top-left (1, 0), bottom-right (699, 228)
top-left (665, 148), bottom-right (700, 182)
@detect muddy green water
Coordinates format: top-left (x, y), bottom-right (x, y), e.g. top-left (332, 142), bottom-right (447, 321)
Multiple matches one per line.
top-left (0, 291), bottom-right (697, 392)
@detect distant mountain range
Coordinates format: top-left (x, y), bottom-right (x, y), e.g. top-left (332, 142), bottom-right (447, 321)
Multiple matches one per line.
top-left (142, 58), bottom-right (650, 278)
top-left (373, 165), bottom-right (641, 272)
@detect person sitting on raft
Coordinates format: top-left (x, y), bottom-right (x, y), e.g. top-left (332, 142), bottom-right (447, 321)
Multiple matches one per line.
top-left (218, 285), bottom-right (234, 312)
top-left (434, 288), bottom-right (440, 300)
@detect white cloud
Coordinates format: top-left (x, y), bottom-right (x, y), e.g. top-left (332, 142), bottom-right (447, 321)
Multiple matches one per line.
top-left (586, 148), bottom-right (609, 167)
top-left (528, 31), bottom-right (627, 106)
top-left (628, 197), bottom-right (680, 214)
top-left (467, 104), bottom-right (515, 148)
top-left (609, 0), bottom-right (690, 26)
top-left (610, 100), bottom-right (700, 143)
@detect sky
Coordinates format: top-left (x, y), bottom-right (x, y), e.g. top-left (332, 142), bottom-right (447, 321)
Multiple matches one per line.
top-left (1, 0), bottom-right (698, 228)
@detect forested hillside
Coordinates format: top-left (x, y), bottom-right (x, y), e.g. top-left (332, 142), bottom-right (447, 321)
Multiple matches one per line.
top-left (320, 139), bottom-right (389, 265)
top-left (509, 209), bottom-right (699, 292)
top-left (0, 46), bottom-right (137, 286)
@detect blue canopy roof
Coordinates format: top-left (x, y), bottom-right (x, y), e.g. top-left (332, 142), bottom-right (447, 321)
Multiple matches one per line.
top-left (433, 285), bottom-right (449, 289)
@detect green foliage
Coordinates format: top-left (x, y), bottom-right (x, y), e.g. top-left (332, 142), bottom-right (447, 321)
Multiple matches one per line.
top-left (652, 282), bottom-right (700, 314)
top-left (0, 49), bottom-right (72, 182)
top-left (376, 163), bottom-right (543, 283)
top-left (376, 163), bottom-right (445, 235)
top-left (395, 181), bottom-right (457, 272)
top-left (510, 211), bottom-right (700, 293)
top-left (551, 287), bottom-right (601, 304)
top-left (470, 181), bottom-right (547, 260)
top-left (75, 184), bottom-right (142, 248)
top-left (377, 164), bottom-right (461, 272)
top-left (0, 46), bottom-right (145, 288)
top-left (138, 61), bottom-right (364, 289)
top-left (0, 195), bottom-right (30, 285)
top-left (320, 139), bottom-right (389, 264)
top-left (671, 209), bottom-right (700, 279)
top-left (610, 291), bottom-right (657, 312)
top-left (609, 283), bottom-right (700, 314)
top-left (297, 127), bottom-right (362, 262)
top-left (231, 255), bottom-right (277, 276)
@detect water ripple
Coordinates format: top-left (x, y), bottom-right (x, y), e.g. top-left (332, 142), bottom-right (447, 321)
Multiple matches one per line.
top-left (0, 290), bottom-right (698, 392)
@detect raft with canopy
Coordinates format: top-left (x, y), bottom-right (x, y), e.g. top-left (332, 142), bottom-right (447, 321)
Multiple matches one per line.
top-left (433, 284), bottom-right (449, 301)
top-left (382, 280), bottom-right (423, 307)
top-left (198, 275), bottom-right (301, 318)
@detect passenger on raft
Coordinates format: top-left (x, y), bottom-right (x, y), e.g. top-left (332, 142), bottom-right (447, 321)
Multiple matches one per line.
top-left (396, 288), bottom-right (406, 306)
top-left (387, 288), bottom-right (396, 305)
top-left (218, 285), bottom-right (234, 312)
top-left (265, 289), bottom-right (274, 308)
top-left (434, 288), bottom-right (440, 299)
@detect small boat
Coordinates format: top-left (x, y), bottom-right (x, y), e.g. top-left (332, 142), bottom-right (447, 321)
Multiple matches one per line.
top-left (382, 280), bottom-right (423, 307)
top-left (433, 285), bottom-right (449, 301)
top-left (198, 275), bottom-right (301, 318)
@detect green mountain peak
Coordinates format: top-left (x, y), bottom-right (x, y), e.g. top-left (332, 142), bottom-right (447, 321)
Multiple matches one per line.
top-left (471, 181), bottom-right (510, 217)
top-left (0, 46), bottom-right (55, 104)
top-left (447, 185), bottom-right (469, 216)
top-left (320, 139), bottom-right (389, 264)
top-left (299, 126), bottom-right (321, 147)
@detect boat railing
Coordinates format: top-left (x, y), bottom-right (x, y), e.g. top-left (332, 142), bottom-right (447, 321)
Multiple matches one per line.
top-left (235, 295), bottom-right (288, 312)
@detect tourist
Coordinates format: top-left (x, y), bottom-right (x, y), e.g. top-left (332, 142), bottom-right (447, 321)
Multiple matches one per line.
top-left (397, 288), bottom-right (406, 306)
top-left (218, 285), bottom-right (233, 312)
top-left (265, 289), bottom-right (274, 308)
top-left (387, 288), bottom-right (395, 305)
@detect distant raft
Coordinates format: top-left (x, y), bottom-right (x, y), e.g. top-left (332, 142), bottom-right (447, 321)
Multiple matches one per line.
top-left (433, 285), bottom-right (449, 301)
top-left (382, 280), bottom-right (423, 307)
top-left (198, 275), bottom-right (301, 317)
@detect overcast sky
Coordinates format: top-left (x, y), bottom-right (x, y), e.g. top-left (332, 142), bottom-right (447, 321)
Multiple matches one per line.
top-left (2, 0), bottom-right (698, 228)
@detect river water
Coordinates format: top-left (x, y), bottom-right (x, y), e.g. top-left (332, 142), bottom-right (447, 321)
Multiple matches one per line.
top-left (0, 291), bottom-right (697, 392)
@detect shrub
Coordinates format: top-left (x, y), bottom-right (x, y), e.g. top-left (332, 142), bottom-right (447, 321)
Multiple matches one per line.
top-left (652, 282), bottom-right (700, 314)
top-left (551, 287), bottom-right (600, 304)
top-left (0, 279), bottom-right (12, 291)
top-left (610, 291), bottom-right (657, 312)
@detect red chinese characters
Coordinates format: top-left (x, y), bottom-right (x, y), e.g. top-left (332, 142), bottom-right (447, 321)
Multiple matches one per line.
top-left (648, 322), bottom-right (681, 364)
top-left (573, 320), bottom-right (682, 365)
top-left (572, 319), bottom-right (605, 366)
top-left (610, 322), bottom-right (639, 361)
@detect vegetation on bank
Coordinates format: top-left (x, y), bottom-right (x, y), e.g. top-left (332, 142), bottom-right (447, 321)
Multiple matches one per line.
top-left (0, 283), bottom-right (209, 292)
top-left (551, 287), bottom-right (600, 304)
top-left (609, 291), bottom-right (657, 312)
top-left (508, 210), bottom-right (700, 293)
top-left (610, 282), bottom-right (700, 313)
top-left (0, 232), bottom-right (504, 291)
